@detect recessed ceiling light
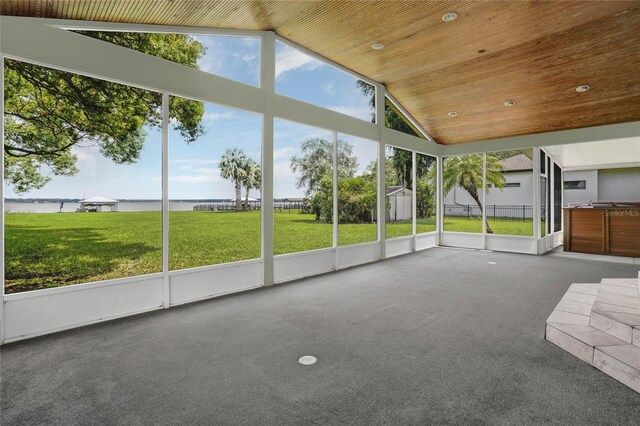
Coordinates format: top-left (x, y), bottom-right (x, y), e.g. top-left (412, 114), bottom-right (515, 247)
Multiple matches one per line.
top-left (371, 43), bottom-right (384, 50)
top-left (576, 85), bottom-right (590, 93)
top-left (448, 111), bottom-right (458, 117)
top-left (442, 12), bottom-right (458, 22)
top-left (504, 100), bottom-right (516, 107)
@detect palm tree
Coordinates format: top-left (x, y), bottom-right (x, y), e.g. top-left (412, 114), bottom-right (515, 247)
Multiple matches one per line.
top-left (440, 154), bottom-right (506, 234)
top-left (241, 159), bottom-right (261, 210)
top-left (219, 148), bottom-right (248, 210)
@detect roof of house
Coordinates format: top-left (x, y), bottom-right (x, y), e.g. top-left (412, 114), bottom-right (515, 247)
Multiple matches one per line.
top-left (386, 186), bottom-right (412, 196)
top-left (501, 154), bottom-right (533, 172)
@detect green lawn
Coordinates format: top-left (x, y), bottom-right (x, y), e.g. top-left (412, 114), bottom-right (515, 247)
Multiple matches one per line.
top-left (443, 216), bottom-right (534, 236)
top-left (5, 211), bottom-right (531, 293)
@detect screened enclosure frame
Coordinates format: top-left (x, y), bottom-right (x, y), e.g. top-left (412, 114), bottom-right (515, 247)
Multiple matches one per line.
top-left (1, 16), bottom-right (630, 342)
top-left (0, 17), bottom-right (440, 342)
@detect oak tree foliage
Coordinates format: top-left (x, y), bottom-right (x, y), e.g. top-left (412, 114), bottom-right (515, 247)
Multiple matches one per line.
top-left (4, 32), bottom-right (206, 193)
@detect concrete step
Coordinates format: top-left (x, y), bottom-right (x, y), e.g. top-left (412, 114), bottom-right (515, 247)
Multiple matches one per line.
top-left (590, 310), bottom-right (640, 345)
top-left (594, 345), bottom-right (640, 393)
top-left (590, 278), bottom-right (640, 346)
top-left (545, 280), bottom-right (640, 394)
top-left (546, 322), bottom-right (628, 365)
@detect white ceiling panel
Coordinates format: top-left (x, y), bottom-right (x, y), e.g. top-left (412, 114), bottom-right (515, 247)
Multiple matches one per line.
top-left (545, 138), bottom-right (640, 171)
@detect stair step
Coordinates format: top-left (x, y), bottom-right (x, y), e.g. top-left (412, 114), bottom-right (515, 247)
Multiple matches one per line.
top-left (590, 311), bottom-right (636, 343)
top-left (546, 322), bottom-right (628, 364)
top-left (545, 278), bottom-right (640, 394)
top-left (593, 345), bottom-right (640, 393)
top-left (590, 278), bottom-right (640, 344)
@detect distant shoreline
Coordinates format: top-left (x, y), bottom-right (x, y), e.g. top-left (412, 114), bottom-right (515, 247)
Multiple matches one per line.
top-left (6, 198), bottom-right (244, 203)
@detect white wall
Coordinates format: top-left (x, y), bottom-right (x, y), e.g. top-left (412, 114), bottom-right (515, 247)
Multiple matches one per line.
top-left (444, 171), bottom-right (532, 206)
top-left (563, 170), bottom-right (598, 206)
top-left (563, 168), bottom-right (640, 205)
top-left (598, 167), bottom-right (640, 201)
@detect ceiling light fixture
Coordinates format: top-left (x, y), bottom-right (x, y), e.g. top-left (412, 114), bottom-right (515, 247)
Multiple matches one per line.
top-left (371, 43), bottom-right (384, 50)
top-left (448, 111), bottom-right (458, 117)
top-left (576, 85), bottom-right (590, 93)
top-left (442, 12), bottom-right (458, 22)
top-left (504, 100), bottom-right (516, 107)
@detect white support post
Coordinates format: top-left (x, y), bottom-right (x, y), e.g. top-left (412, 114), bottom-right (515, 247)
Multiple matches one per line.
top-left (161, 93), bottom-right (170, 308)
top-left (436, 155), bottom-right (443, 244)
top-left (0, 53), bottom-right (5, 343)
top-left (482, 153), bottom-right (487, 248)
top-left (560, 167), bottom-right (564, 235)
top-left (550, 157), bottom-right (555, 242)
top-left (375, 83), bottom-right (386, 258)
top-left (261, 32), bottom-right (276, 286)
top-left (533, 148), bottom-right (541, 252)
top-left (332, 131), bottom-right (339, 268)
top-left (412, 150), bottom-right (417, 251)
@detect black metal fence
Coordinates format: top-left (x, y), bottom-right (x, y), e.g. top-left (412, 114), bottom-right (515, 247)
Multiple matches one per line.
top-left (193, 200), bottom-right (311, 213)
top-left (444, 204), bottom-right (534, 221)
top-left (193, 202), bottom-right (540, 221)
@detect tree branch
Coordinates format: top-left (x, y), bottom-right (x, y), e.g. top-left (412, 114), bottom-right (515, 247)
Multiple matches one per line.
top-left (4, 141), bottom-right (76, 157)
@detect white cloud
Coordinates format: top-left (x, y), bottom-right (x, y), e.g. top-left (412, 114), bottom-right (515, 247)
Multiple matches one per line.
top-left (202, 111), bottom-right (235, 123)
top-left (73, 144), bottom-right (99, 168)
top-left (171, 159), bottom-right (219, 165)
top-left (275, 46), bottom-right (324, 79)
top-left (169, 166), bottom-right (224, 184)
top-left (322, 81), bottom-right (336, 96)
top-left (242, 52), bottom-right (259, 63)
top-left (327, 104), bottom-right (373, 121)
top-left (273, 160), bottom-right (295, 178)
top-left (170, 175), bottom-right (221, 184)
top-left (273, 146), bottom-right (298, 162)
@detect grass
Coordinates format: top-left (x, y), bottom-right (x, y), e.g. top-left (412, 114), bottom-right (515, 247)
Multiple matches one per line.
top-left (443, 216), bottom-right (534, 236)
top-left (5, 211), bottom-right (531, 293)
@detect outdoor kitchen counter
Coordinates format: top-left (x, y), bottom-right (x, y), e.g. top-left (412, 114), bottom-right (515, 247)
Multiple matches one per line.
top-left (563, 205), bottom-right (640, 257)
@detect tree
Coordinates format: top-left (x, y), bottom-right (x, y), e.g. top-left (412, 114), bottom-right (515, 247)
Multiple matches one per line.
top-left (357, 81), bottom-right (429, 191)
top-left (3, 32), bottom-right (206, 193)
top-left (356, 80), bottom-right (420, 137)
top-left (437, 154), bottom-right (506, 234)
top-left (241, 159), bottom-right (261, 210)
top-left (290, 138), bottom-right (357, 196)
top-left (220, 149), bottom-right (248, 210)
top-left (416, 176), bottom-right (435, 219)
top-left (310, 174), bottom-right (376, 223)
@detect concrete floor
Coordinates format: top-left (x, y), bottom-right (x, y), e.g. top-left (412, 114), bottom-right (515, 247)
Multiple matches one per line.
top-left (2, 248), bottom-right (640, 425)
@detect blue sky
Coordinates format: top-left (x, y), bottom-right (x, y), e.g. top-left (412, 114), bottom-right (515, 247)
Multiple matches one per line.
top-left (5, 35), bottom-right (376, 200)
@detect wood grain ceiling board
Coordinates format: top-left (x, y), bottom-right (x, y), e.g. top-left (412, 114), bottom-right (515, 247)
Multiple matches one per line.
top-left (1, 0), bottom-right (639, 145)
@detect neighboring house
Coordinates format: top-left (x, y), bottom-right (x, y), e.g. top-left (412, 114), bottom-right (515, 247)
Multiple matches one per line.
top-left (564, 167), bottom-right (640, 206)
top-left (386, 186), bottom-right (412, 221)
top-left (443, 154), bottom-right (534, 217)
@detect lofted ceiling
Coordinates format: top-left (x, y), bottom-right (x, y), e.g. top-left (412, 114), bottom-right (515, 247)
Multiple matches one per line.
top-left (1, 0), bottom-right (639, 145)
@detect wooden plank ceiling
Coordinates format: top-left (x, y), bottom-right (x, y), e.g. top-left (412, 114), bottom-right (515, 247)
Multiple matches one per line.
top-left (2, 0), bottom-right (640, 145)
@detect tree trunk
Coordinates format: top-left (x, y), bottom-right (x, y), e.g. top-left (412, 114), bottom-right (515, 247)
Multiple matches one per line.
top-left (235, 181), bottom-right (242, 211)
top-left (245, 186), bottom-right (250, 210)
top-left (466, 187), bottom-right (494, 234)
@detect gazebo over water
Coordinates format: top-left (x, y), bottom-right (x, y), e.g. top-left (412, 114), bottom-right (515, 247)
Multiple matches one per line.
top-left (78, 196), bottom-right (118, 212)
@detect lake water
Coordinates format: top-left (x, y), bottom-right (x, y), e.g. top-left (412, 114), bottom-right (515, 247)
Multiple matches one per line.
top-left (5, 200), bottom-right (300, 213)
top-left (6, 201), bottom-right (223, 213)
